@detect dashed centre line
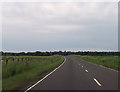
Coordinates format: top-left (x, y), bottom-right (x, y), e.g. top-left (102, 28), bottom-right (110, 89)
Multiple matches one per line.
top-left (94, 78), bottom-right (102, 87)
top-left (82, 66), bottom-right (83, 68)
top-left (85, 69), bottom-right (88, 72)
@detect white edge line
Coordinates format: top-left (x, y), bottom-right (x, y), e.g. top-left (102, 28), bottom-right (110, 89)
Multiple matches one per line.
top-left (98, 64), bottom-right (118, 72)
top-left (94, 78), bottom-right (102, 87)
top-left (24, 56), bottom-right (66, 92)
top-left (80, 59), bottom-right (118, 72)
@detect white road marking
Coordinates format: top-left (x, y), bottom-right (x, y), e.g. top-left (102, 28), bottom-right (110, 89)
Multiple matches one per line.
top-left (94, 78), bottom-right (102, 87)
top-left (24, 57), bottom-right (66, 92)
top-left (85, 69), bottom-right (88, 72)
top-left (98, 64), bottom-right (118, 72)
top-left (81, 59), bottom-right (118, 72)
top-left (82, 66), bottom-right (83, 68)
top-left (79, 64), bottom-right (80, 66)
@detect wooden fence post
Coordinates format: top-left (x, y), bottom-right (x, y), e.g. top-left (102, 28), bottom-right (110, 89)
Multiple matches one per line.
top-left (17, 58), bottom-right (19, 62)
top-left (12, 58), bottom-right (15, 62)
top-left (6, 59), bottom-right (8, 66)
top-left (21, 58), bottom-right (23, 62)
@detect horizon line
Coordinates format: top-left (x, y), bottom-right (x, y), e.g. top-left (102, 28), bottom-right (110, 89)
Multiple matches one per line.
top-left (1, 50), bottom-right (119, 53)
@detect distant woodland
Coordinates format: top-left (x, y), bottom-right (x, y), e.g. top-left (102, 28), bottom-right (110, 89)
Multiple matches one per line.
top-left (1, 51), bottom-right (119, 56)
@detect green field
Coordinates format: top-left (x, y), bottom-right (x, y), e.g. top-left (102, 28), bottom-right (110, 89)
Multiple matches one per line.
top-left (71, 55), bottom-right (119, 70)
top-left (2, 55), bottom-right (64, 90)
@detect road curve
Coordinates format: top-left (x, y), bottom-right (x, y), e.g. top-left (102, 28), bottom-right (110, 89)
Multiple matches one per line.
top-left (26, 56), bottom-right (118, 90)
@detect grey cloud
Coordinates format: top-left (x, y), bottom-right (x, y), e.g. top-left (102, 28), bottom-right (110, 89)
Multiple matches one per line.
top-left (2, 2), bottom-right (118, 51)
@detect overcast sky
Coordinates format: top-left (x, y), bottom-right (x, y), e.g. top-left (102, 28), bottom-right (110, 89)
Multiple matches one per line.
top-left (2, 2), bottom-right (118, 52)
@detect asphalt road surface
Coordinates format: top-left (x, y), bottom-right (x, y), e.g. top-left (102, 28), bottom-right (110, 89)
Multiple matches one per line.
top-left (26, 56), bottom-right (118, 90)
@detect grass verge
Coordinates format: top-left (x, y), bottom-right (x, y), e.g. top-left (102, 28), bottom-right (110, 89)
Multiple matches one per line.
top-left (2, 55), bottom-right (64, 90)
top-left (71, 55), bottom-right (119, 70)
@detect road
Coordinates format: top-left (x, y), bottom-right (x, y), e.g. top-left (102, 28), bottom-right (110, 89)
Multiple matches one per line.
top-left (25, 56), bottom-right (118, 91)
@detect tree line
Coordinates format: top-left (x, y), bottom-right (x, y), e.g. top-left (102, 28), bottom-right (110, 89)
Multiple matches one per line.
top-left (1, 51), bottom-right (119, 56)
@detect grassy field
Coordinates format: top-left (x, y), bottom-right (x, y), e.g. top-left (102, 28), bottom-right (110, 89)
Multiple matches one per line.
top-left (71, 55), bottom-right (119, 70)
top-left (2, 55), bottom-right (64, 90)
